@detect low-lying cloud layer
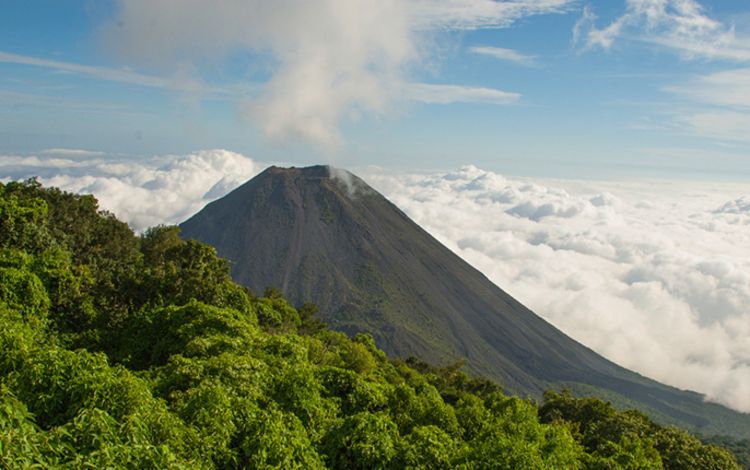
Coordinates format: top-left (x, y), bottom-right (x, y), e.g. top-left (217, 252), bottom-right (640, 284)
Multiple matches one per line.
top-left (0, 149), bottom-right (261, 231)
top-left (366, 166), bottom-right (750, 413)
top-left (2, 152), bottom-right (748, 413)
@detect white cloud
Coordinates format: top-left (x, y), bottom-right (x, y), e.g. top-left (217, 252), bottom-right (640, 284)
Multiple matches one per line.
top-left (715, 196), bottom-right (750, 215)
top-left (667, 68), bottom-right (750, 108)
top-left (4, 1), bottom-right (572, 147)
top-left (0, 89), bottom-right (132, 112)
top-left (405, 83), bottom-right (520, 105)
top-left (578, 1), bottom-right (750, 146)
top-left (672, 109), bottom-right (750, 142)
top-left (366, 165), bottom-right (750, 413)
top-left (0, 150), bottom-right (261, 231)
top-left (412, 0), bottom-right (574, 30)
top-left (100, 0), bottom-right (572, 147)
top-left (576, 0), bottom-right (750, 61)
top-left (0, 50), bottom-right (212, 93)
top-left (469, 46), bottom-right (538, 66)
top-left (661, 67), bottom-right (750, 142)
top-left (667, 67), bottom-right (750, 109)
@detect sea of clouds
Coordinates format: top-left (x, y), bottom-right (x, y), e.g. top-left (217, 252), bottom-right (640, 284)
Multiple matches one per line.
top-left (2, 149), bottom-right (748, 413)
top-left (366, 166), bottom-right (750, 414)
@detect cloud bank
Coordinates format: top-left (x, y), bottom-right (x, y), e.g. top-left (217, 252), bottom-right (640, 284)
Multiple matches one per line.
top-left (3, 154), bottom-right (748, 413)
top-left (0, 149), bottom-right (261, 231)
top-left (366, 166), bottom-right (750, 413)
top-left (100, 0), bottom-right (573, 146)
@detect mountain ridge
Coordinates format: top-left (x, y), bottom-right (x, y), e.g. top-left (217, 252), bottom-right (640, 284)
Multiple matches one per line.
top-left (180, 164), bottom-right (750, 438)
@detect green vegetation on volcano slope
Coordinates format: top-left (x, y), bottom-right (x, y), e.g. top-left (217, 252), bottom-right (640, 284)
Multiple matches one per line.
top-left (0, 179), bottom-right (742, 469)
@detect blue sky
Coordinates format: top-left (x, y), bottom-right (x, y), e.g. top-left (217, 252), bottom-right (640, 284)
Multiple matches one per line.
top-left (1, 0), bottom-right (749, 179)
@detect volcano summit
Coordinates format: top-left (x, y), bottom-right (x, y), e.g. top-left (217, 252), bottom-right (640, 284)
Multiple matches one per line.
top-left (181, 165), bottom-right (750, 437)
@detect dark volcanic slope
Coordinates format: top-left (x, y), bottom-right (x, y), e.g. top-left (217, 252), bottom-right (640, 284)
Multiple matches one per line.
top-left (181, 165), bottom-right (750, 438)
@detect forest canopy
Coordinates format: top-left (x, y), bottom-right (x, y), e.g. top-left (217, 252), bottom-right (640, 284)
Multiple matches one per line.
top-left (0, 179), bottom-right (741, 469)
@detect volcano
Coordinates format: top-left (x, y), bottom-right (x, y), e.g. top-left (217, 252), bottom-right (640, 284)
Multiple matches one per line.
top-left (180, 165), bottom-right (750, 438)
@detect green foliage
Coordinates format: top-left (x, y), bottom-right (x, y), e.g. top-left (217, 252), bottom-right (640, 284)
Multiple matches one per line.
top-left (655, 427), bottom-right (742, 470)
top-left (0, 262), bottom-right (50, 322)
top-left (0, 181), bottom-right (741, 469)
top-left (398, 425), bottom-right (458, 469)
top-left (540, 390), bottom-right (740, 469)
top-left (322, 412), bottom-right (400, 469)
top-left (702, 435), bottom-right (750, 469)
top-left (461, 394), bottom-right (583, 469)
top-left (0, 385), bottom-right (54, 469)
top-left (115, 301), bottom-right (258, 369)
top-left (237, 404), bottom-right (325, 469)
top-left (298, 302), bottom-right (327, 335)
top-left (138, 226), bottom-right (252, 315)
top-left (0, 189), bottom-right (50, 252)
top-left (255, 290), bottom-right (300, 331)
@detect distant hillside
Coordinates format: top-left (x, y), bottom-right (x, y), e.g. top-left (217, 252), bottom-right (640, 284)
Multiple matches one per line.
top-left (181, 165), bottom-right (750, 439)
